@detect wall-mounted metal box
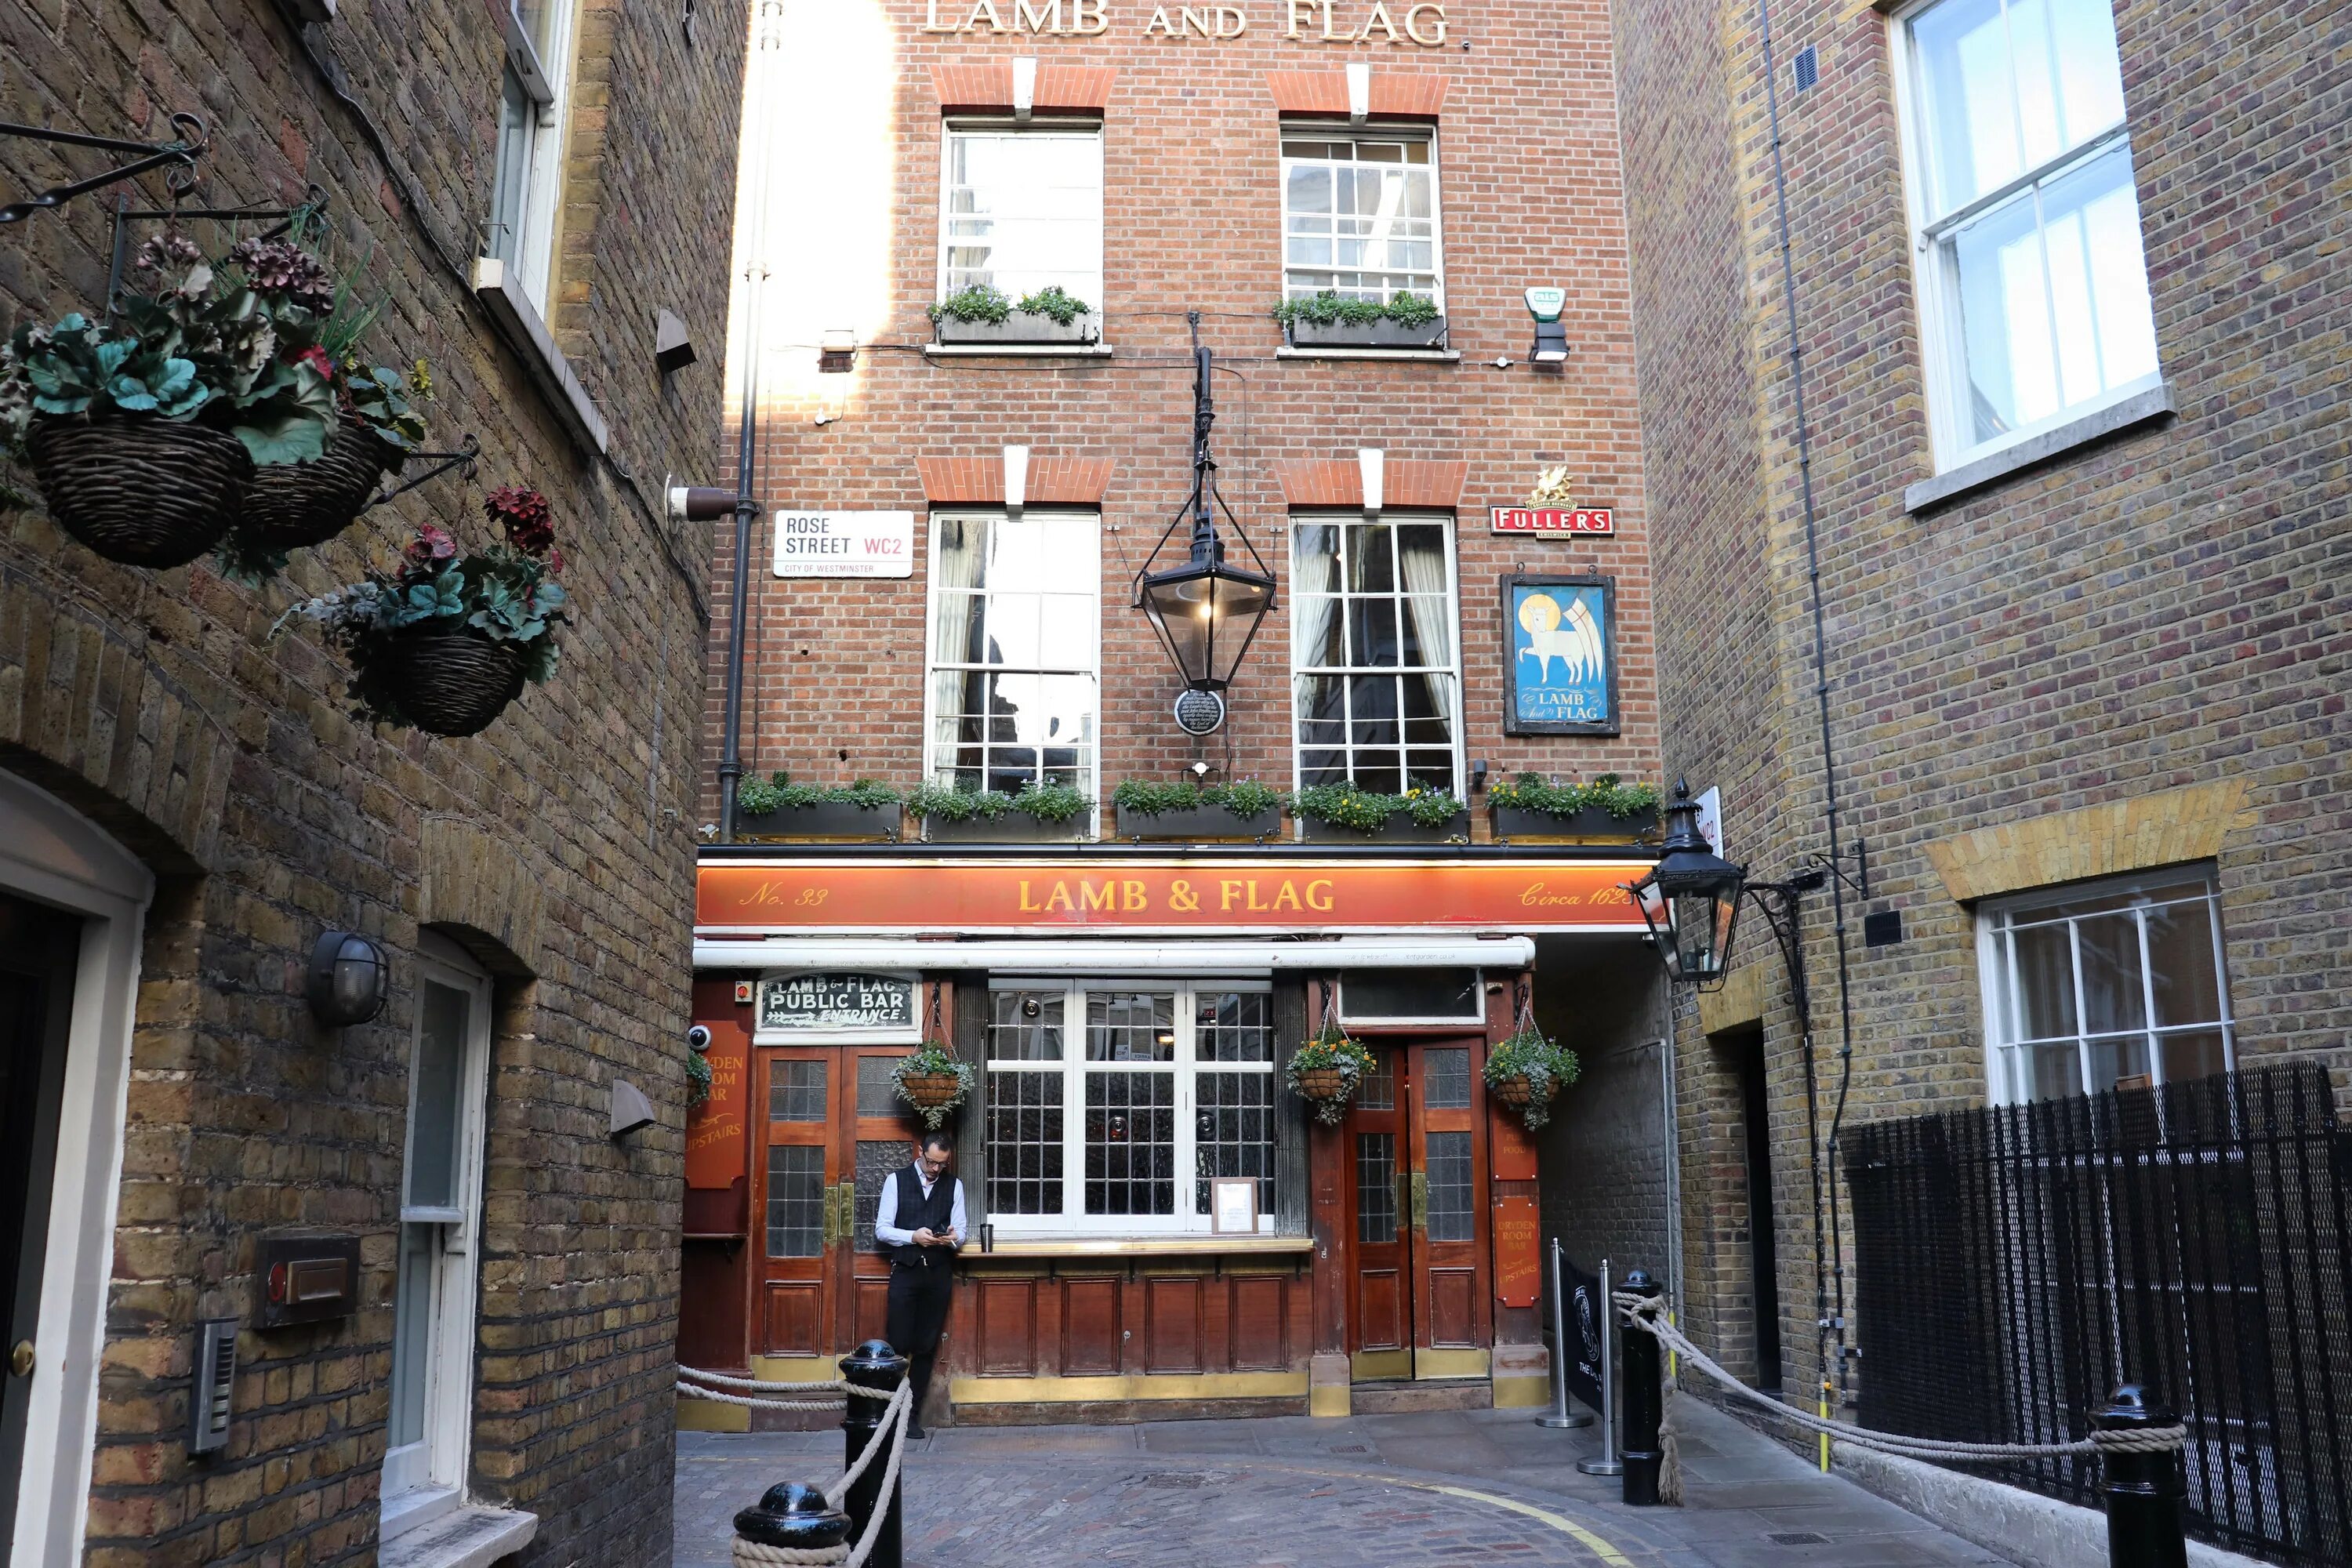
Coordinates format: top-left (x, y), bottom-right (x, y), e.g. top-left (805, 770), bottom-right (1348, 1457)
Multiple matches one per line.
top-left (255, 1233), bottom-right (362, 1328)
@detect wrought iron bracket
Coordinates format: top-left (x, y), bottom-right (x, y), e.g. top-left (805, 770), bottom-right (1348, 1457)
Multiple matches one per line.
top-left (105, 184), bottom-right (330, 318)
top-left (361, 435), bottom-right (481, 512)
top-left (0, 113), bottom-right (207, 225)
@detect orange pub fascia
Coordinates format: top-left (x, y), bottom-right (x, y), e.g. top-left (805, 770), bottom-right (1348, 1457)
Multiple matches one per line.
top-left (679, 844), bottom-right (1654, 1428)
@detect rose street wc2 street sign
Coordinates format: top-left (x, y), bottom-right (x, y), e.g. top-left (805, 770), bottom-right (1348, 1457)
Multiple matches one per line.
top-left (771, 510), bottom-right (916, 578)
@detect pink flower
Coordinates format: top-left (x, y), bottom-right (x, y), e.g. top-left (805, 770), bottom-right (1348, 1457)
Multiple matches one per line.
top-left (402, 523), bottom-right (457, 568)
top-left (292, 345), bottom-right (336, 381)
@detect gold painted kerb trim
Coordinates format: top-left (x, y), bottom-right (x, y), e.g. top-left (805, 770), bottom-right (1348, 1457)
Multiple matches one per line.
top-left (950, 1370), bottom-right (1307, 1404)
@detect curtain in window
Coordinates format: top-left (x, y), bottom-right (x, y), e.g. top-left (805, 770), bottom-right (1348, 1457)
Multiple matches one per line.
top-left (1396, 525), bottom-right (1454, 789)
top-left (929, 517), bottom-right (987, 783)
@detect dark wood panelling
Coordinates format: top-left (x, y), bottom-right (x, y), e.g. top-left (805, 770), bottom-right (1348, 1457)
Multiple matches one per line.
top-left (977, 1277), bottom-right (1038, 1375)
top-left (765, 1283), bottom-right (823, 1356)
top-left (1060, 1277), bottom-right (1123, 1374)
top-left (680, 1240), bottom-right (749, 1370)
top-left (1145, 1277), bottom-right (1204, 1374)
top-left (854, 1272), bottom-right (891, 1347)
top-left (1230, 1276), bottom-right (1289, 1370)
top-left (1428, 1267), bottom-right (1477, 1348)
top-left (1357, 1267), bottom-right (1406, 1351)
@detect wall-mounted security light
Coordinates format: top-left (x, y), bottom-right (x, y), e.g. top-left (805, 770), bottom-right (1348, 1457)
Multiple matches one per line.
top-left (655, 308), bottom-right (697, 375)
top-left (1525, 286), bottom-right (1570, 370)
top-left (611, 1080), bottom-right (656, 1139)
top-left (304, 932), bottom-right (389, 1028)
top-left (818, 329), bottom-right (857, 374)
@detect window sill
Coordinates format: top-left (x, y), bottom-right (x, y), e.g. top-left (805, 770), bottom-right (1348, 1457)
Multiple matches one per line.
top-left (471, 256), bottom-right (612, 456)
top-left (1275, 346), bottom-right (1461, 363)
top-left (923, 342), bottom-right (1116, 358)
top-left (379, 1504), bottom-right (538, 1568)
top-left (1904, 383), bottom-right (2173, 514)
top-left (970, 1235), bottom-right (1313, 1259)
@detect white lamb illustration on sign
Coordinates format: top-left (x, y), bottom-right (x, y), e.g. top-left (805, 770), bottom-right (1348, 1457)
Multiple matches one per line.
top-left (1517, 592), bottom-right (1605, 687)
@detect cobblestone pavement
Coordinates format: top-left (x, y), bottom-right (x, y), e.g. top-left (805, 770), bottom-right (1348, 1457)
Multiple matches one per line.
top-left (674, 1396), bottom-right (2013, 1566)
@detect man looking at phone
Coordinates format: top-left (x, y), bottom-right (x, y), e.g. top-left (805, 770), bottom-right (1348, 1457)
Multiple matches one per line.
top-left (873, 1130), bottom-right (965, 1437)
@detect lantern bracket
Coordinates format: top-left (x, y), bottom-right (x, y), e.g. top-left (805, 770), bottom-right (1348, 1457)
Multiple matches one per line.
top-left (0, 112), bottom-right (208, 225)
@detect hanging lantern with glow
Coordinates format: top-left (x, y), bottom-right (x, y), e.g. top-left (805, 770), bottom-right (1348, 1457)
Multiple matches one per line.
top-left (1626, 780), bottom-right (1749, 988)
top-left (1133, 318), bottom-right (1278, 736)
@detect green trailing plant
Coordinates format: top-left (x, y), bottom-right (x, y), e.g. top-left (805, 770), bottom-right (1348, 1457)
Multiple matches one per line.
top-left (1285, 1025), bottom-right (1378, 1127)
top-left (927, 283), bottom-right (1014, 325)
top-left (342, 362), bottom-right (428, 459)
top-left (735, 772), bottom-right (902, 815)
top-left (271, 487), bottom-right (569, 729)
top-left (685, 1047), bottom-right (713, 1110)
top-left (1271, 289), bottom-right (1440, 330)
top-left (1015, 285), bottom-right (1092, 325)
top-left (1487, 772), bottom-right (1661, 821)
top-left (909, 779), bottom-right (1091, 826)
top-left (1289, 782), bottom-right (1465, 833)
top-left (891, 1040), bottom-right (975, 1131)
top-left (1483, 1024), bottom-right (1581, 1132)
top-left (1109, 778), bottom-right (1286, 818)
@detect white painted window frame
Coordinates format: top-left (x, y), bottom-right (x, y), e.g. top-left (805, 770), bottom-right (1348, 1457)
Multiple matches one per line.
top-left (935, 118), bottom-right (1106, 309)
top-left (983, 978), bottom-right (1276, 1238)
top-left (1974, 868), bottom-right (2235, 1106)
top-left (1277, 122), bottom-right (1446, 309)
top-left (492, 0), bottom-right (580, 314)
top-left (1888, 0), bottom-right (2161, 474)
top-left (920, 507), bottom-right (1103, 815)
top-left (1287, 511), bottom-right (1465, 799)
top-left (381, 935), bottom-right (495, 1543)
top-left (1, 770), bottom-right (154, 1568)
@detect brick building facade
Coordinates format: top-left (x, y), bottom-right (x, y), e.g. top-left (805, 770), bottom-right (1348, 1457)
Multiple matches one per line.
top-left (1612, 0), bottom-right (2350, 1425)
top-left (2, 2), bottom-right (741, 1563)
top-left (683, 0), bottom-right (1678, 1432)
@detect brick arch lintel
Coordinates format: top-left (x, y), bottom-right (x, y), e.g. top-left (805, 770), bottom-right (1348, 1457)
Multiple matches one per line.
top-left (917, 455), bottom-right (1114, 507)
top-left (1273, 457), bottom-right (1466, 510)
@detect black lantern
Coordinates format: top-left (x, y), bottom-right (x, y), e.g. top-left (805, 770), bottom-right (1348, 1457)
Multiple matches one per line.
top-left (1134, 324), bottom-right (1276, 705)
top-left (305, 931), bottom-right (390, 1026)
top-left (1627, 781), bottom-right (1747, 987)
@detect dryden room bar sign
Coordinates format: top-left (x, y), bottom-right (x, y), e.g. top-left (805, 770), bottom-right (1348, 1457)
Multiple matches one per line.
top-left (920, 0), bottom-right (1450, 43)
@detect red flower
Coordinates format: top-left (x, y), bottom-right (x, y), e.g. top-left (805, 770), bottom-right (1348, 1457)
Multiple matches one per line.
top-left (292, 345), bottom-right (336, 381)
top-left (546, 546), bottom-right (565, 576)
top-left (403, 523), bottom-right (458, 568)
top-left (485, 485), bottom-right (556, 557)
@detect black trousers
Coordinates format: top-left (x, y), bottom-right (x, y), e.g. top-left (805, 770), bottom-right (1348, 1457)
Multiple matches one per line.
top-left (884, 1255), bottom-right (954, 1421)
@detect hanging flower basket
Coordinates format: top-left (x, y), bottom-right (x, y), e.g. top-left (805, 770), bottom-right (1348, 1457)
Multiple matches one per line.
top-left (1285, 1025), bottom-right (1377, 1127)
top-left (234, 412), bottom-right (394, 550)
top-left (375, 622), bottom-right (530, 737)
top-left (24, 415), bottom-right (253, 567)
top-left (1483, 1021), bottom-right (1581, 1132)
top-left (890, 1043), bottom-right (975, 1131)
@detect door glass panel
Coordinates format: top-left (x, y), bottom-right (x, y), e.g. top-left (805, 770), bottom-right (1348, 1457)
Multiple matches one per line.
top-left (1087, 992), bottom-right (1174, 1062)
top-left (1083, 1072), bottom-right (1174, 1215)
top-left (1425, 1130), bottom-right (1473, 1242)
top-left (989, 989), bottom-right (1065, 1060)
top-left (766, 1145), bottom-right (826, 1257)
top-left (1194, 1071), bottom-right (1274, 1214)
top-left (855, 1140), bottom-right (907, 1250)
top-left (985, 1069), bottom-right (1064, 1214)
top-left (771, 1059), bottom-right (829, 1121)
top-left (1356, 1133), bottom-right (1397, 1243)
top-left (387, 1221), bottom-right (435, 1448)
top-left (405, 980), bottom-right (470, 1210)
top-left (1356, 1049), bottom-right (1396, 1110)
top-left (1424, 1047), bottom-right (1472, 1110)
top-left (855, 1055), bottom-right (900, 1118)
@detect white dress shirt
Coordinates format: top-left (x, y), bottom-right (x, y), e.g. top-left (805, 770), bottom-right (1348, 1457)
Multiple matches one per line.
top-left (873, 1165), bottom-right (967, 1250)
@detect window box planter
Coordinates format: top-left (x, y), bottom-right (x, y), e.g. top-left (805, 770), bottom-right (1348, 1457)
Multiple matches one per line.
top-left (920, 812), bottom-right (1092, 844)
top-left (1114, 804), bottom-right (1282, 841)
top-left (1297, 811), bottom-right (1469, 844)
top-left (1488, 803), bottom-right (1660, 843)
top-left (1286, 316), bottom-right (1448, 352)
top-left (933, 310), bottom-right (1099, 347)
top-left (735, 801), bottom-right (904, 842)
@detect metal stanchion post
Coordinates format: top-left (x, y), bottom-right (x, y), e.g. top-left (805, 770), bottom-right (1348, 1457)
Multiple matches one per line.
top-left (1577, 1258), bottom-right (1622, 1476)
top-left (840, 1338), bottom-right (909, 1568)
top-left (1536, 1238), bottom-right (1592, 1429)
top-left (734, 1483), bottom-right (851, 1561)
top-left (2098, 1385), bottom-right (2188, 1568)
top-left (1618, 1268), bottom-right (1664, 1506)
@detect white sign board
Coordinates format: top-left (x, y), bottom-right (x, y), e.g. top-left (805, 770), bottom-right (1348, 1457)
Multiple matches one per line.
top-left (771, 510), bottom-right (915, 578)
top-left (1696, 786), bottom-right (1723, 855)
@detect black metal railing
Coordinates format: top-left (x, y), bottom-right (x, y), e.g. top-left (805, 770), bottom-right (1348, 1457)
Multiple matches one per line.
top-left (1847, 1063), bottom-right (2352, 1566)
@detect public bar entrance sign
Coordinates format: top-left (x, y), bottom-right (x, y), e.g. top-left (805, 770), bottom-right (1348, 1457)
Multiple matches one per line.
top-left (756, 973), bottom-right (917, 1036)
top-left (698, 855), bottom-right (1652, 935)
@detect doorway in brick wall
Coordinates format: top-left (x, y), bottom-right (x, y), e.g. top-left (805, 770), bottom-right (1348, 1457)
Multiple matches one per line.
top-left (1731, 1026), bottom-right (1783, 1393)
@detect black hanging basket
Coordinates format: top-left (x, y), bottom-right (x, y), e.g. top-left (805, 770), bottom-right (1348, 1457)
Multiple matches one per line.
top-left (234, 412), bottom-right (392, 550)
top-left (374, 623), bottom-right (528, 737)
top-left (25, 415), bottom-right (252, 568)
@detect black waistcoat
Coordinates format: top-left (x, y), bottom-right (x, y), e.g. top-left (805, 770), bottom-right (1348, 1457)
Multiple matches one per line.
top-left (888, 1165), bottom-right (956, 1266)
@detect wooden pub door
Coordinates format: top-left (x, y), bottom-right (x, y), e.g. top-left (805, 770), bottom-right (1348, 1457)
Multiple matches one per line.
top-left (1345, 1040), bottom-right (1492, 1381)
top-left (755, 1045), bottom-right (924, 1361)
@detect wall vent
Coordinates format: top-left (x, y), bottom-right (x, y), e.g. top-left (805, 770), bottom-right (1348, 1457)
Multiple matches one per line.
top-left (190, 1318), bottom-right (238, 1455)
top-left (1792, 45), bottom-right (1820, 93)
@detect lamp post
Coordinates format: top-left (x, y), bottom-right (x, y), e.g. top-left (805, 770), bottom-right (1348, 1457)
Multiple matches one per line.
top-left (1133, 315), bottom-right (1276, 733)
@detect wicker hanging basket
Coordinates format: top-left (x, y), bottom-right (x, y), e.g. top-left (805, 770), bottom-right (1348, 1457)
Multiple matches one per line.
top-left (1493, 1073), bottom-right (1544, 1108)
top-left (25, 416), bottom-right (252, 568)
top-left (899, 1072), bottom-right (965, 1109)
top-left (375, 623), bottom-right (528, 737)
top-left (234, 412), bottom-right (392, 550)
top-left (1295, 1067), bottom-right (1351, 1101)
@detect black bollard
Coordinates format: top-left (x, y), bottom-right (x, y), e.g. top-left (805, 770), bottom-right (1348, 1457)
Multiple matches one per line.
top-left (735, 1482), bottom-right (851, 1555)
top-left (1618, 1268), bottom-right (1664, 1507)
top-left (2096, 1385), bottom-right (2187, 1568)
top-left (841, 1338), bottom-right (910, 1568)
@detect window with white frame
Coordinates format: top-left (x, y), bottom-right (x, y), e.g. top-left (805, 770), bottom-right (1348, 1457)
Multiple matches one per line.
top-left (486, 0), bottom-right (579, 313)
top-left (924, 510), bottom-right (1100, 800)
top-left (1279, 129), bottom-right (1442, 306)
top-left (1290, 515), bottom-right (1461, 796)
top-left (1978, 870), bottom-right (2235, 1105)
top-left (383, 939), bottom-right (494, 1540)
top-left (1894, 0), bottom-right (2160, 470)
top-left (983, 982), bottom-right (1277, 1233)
top-left (939, 123), bottom-right (1104, 307)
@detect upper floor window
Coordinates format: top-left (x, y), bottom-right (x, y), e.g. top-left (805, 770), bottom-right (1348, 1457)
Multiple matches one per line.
top-left (1894, 0), bottom-right (2159, 470)
top-left (488, 0), bottom-right (579, 314)
top-left (924, 511), bottom-right (1100, 803)
top-left (1290, 515), bottom-right (1460, 797)
top-left (939, 123), bottom-right (1104, 307)
top-left (1280, 130), bottom-right (1441, 306)
top-left (1978, 869), bottom-right (2234, 1105)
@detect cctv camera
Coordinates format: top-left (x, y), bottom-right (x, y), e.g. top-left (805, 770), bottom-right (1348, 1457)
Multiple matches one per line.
top-left (687, 1024), bottom-right (713, 1053)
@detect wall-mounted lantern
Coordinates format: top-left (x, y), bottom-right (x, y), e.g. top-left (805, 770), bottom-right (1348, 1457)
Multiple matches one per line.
top-left (304, 931), bottom-right (389, 1027)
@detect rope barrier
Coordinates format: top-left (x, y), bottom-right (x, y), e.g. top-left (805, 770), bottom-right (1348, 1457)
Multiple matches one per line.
top-left (676, 1368), bottom-right (896, 1413)
top-left (708, 1374), bottom-right (915, 1568)
top-left (1611, 1293), bottom-right (2188, 1464)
